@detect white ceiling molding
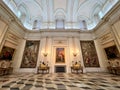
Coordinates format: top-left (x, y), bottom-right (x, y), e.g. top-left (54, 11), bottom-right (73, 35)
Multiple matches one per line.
top-left (54, 9), bottom-right (66, 20)
top-left (2, 0), bottom-right (119, 30)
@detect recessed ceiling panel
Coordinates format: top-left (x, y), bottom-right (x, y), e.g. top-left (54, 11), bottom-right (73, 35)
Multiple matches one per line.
top-left (54, 0), bottom-right (67, 11)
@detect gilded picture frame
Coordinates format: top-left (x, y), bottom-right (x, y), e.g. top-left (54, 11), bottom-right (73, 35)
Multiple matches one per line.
top-left (0, 46), bottom-right (15, 61)
top-left (21, 40), bottom-right (40, 68)
top-left (80, 41), bottom-right (100, 67)
top-left (55, 48), bottom-right (65, 63)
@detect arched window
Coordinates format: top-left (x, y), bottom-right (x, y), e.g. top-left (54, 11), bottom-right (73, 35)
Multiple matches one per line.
top-left (94, 14), bottom-right (100, 24)
top-left (79, 20), bottom-right (87, 30)
top-left (19, 13), bottom-right (26, 23)
top-left (56, 19), bottom-right (65, 29)
top-left (32, 20), bottom-right (41, 30)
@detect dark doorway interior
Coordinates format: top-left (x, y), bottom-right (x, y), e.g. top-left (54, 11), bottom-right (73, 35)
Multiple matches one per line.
top-left (55, 66), bottom-right (66, 73)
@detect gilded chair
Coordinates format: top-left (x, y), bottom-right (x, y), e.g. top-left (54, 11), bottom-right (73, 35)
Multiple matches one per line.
top-left (71, 61), bottom-right (83, 74)
top-left (37, 62), bottom-right (49, 74)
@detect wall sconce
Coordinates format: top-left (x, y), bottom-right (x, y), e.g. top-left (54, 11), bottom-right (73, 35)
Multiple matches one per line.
top-left (43, 52), bottom-right (48, 57)
top-left (73, 52), bottom-right (77, 57)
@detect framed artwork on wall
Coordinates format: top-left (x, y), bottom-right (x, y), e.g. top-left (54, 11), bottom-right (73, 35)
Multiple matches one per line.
top-left (80, 41), bottom-right (100, 67)
top-left (55, 48), bottom-right (65, 63)
top-left (20, 40), bottom-right (40, 68)
top-left (0, 46), bottom-right (15, 61)
top-left (104, 45), bottom-right (120, 60)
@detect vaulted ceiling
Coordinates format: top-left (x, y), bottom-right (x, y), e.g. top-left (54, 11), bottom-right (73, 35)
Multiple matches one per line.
top-left (3, 0), bottom-right (118, 30)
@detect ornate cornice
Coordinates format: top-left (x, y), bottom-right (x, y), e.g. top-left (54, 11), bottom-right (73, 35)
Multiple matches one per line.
top-left (93, 0), bottom-right (120, 32)
top-left (0, 1), bottom-right (26, 31)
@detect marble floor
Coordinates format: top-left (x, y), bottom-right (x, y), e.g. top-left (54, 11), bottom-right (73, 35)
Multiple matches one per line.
top-left (0, 73), bottom-right (120, 90)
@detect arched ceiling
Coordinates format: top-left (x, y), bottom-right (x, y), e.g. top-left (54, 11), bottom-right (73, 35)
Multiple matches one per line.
top-left (3, 0), bottom-right (118, 30)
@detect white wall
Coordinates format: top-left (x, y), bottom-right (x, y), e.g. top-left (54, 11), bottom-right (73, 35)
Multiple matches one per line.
top-left (94, 5), bottom-right (120, 72)
top-left (1, 0), bottom-right (120, 74)
top-left (0, 5), bottom-right (26, 73)
top-left (21, 31), bottom-right (103, 73)
top-left (0, 20), bottom-right (8, 50)
top-left (112, 20), bottom-right (120, 52)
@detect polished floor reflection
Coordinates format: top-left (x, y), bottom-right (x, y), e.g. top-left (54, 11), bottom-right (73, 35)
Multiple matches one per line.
top-left (0, 73), bottom-right (120, 90)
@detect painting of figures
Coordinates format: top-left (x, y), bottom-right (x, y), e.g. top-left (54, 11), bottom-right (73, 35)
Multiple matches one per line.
top-left (80, 41), bottom-right (100, 67)
top-left (0, 46), bottom-right (15, 61)
top-left (104, 45), bottom-right (120, 60)
top-left (56, 48), bottom-right (65, 63)
top-left (21, 41), bottom-right (40, 68)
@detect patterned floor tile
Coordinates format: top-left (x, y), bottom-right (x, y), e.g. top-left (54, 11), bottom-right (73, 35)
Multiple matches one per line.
top-left (0, 73), bottom-right (119, 90)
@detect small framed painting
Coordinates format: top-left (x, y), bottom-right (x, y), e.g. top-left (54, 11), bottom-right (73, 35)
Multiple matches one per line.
top-left (55, 48), bottom-right (65, 63)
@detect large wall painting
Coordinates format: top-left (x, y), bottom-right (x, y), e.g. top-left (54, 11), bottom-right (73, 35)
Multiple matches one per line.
top-left (104, 45), bottom-right (120, 60)
top-left (21, 40), bottom-right (40, 68)
top-left (55, 48), bottom-right (65, 63)
top-left (0, 46), bottom-right (15, 61)
top-left (80, 41), bottom-right (100, 67)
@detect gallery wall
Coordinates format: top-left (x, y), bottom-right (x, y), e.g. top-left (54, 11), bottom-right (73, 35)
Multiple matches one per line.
top-left (94, 4), bottom-right (120, 72)
top-left (0, 4), bottom-right (25, 73)
top-left (21, 30), bottom-right (103, 73)
top-left (0, 1), bottom-right (120, 73)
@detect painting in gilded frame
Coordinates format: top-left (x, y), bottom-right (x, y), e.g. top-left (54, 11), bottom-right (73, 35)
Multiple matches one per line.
top-left (0, 46), bottom-right (15, 61)
top-left (21, 40), bottom-right (40, 68)
top-left (56, 48), bottom-right (65, 63)
top-left (80, 41), bottom-right (100, 67)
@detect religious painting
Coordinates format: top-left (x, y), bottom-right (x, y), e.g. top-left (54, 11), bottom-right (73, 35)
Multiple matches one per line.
top-left (56, 48), bottom-right (65, 63)
top-left (104, 45), bottom-right (120, 60)
top-left (0, 46), bottom-right (15, 61)
top-left (80, 41), bottom-right (100, 67)
top-left (21, 40), bottom-right (40, 68)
